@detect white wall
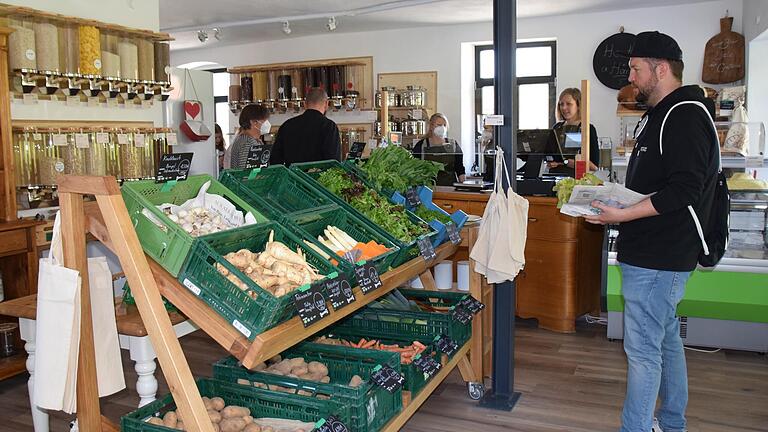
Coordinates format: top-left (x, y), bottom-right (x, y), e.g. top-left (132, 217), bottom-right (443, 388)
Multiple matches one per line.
top-left (2, 0), bottom-right (160, 32)
top-left (743, 0), bottom-right (768, 43)
top-left (172, 0), bottom-right (743, 165)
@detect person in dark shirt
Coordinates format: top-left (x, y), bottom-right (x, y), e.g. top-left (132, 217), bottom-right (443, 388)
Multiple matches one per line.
top-left (269, 88), bottom-right (341, 166)
top-left (411, 113), bottom-right (465, 185)
top-left (585, 31), bottom-right (719, 432)
top-left (545, 87), bottom-right (600, 175)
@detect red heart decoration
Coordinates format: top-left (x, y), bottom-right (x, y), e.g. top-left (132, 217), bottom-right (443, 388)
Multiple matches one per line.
top-left (184, 100), bottom-right (201, 120)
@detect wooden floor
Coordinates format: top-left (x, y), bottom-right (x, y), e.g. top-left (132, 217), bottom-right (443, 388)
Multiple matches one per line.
top-left (0, 319), bottom-right (765, 431)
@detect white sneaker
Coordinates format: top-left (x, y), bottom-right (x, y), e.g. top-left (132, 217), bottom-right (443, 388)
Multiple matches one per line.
top-left (652, 418), bottom-right (664, 432)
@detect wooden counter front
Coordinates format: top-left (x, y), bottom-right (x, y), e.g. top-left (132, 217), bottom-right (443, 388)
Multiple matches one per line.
top-left (432, 186), bottom-right (603, 333)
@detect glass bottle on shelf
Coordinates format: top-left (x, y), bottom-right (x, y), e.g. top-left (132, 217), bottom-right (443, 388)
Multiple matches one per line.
top-left (153, 41), bottom-right (171, 83)
top-left (13, 129), bottom-right (37, 187)
top-left (118, 129), bottom-right (141, 179)
top-left (137, 38), bottom-right (154, 82)
top-left (85, 129), bottom-right (107, 176)
top-left (229, 73), bottom-right (241, 103)
top-left (104, 129), bottom-right (121, 178)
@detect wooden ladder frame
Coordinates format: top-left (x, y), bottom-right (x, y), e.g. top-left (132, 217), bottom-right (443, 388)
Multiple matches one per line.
top-left (57, 175), bottom-right (214, 432)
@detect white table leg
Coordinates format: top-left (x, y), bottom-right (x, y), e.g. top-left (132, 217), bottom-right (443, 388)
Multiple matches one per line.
top-left (19, 318), bottom-right (49, 432)
top-left (120, 334), bottom-right (158, 407)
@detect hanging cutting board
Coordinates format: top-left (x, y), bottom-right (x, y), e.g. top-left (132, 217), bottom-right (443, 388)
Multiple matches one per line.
top-left (702, 17), bottom-right (744, 84)
top-left (593, 31), bottom-right (635, 90)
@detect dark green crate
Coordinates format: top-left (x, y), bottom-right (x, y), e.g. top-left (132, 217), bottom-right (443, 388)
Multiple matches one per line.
top-left (286, 205), bottom-right (400, 277)
top-left (290, 160), bottom-right (438, 267)
top-left (219, 165), bottom-right (337, 220)
top-left (121, 174), bottom-right (269, 277)
top-left (121, 378), bottom-right (339, 432)
top-left (213, 342), bottom-right (402, 432)
top-left (177, 221), bottom-right (340, 340)
top-left (332, 289), bottom-right (472, 347)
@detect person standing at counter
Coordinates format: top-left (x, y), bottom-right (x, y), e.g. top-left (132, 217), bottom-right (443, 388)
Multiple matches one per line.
top-left (227, 104), bottom-right (271, 170)
top-left (412, 113), bottom-right (465, 185)
top-left (546, 88), bottom-right (600, 174)
top-left (270, 87), bottom-right (341, 166)
top-left (584, 31), bottom-right (719, 432)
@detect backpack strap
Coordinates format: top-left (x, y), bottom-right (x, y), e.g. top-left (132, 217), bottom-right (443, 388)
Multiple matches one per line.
top-left (658, 100), bottom-right (720, 256)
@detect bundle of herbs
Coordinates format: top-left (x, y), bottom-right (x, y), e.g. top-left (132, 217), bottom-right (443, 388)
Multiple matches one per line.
top-left (414, 205), bottom-right (451, 224)
top-left (317, 167), bottom-right (429, 242)
top-left (358, 145), bottom-right (444, 193)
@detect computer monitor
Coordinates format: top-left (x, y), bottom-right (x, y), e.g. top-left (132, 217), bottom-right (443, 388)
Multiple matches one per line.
top-left (516, 129), bottom-right (553, 154)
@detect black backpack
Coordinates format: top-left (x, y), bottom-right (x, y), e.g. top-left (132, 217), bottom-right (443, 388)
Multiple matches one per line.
top-left (661, 101), bottom-right (729, 267)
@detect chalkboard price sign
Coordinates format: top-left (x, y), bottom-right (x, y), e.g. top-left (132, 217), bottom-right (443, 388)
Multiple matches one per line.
top-left (459, 295), bottom-right (486, 314)
top-left (293, 283), bottom-right (330, 327)
top-left (155, 153), bottom-right (193, 183)
top-left (346, 141), bottom-right (366, 160)
top-left (355, 261), bottom-right (383, 294)
top-left (451, 305), bottom-right (473, 325)
top-left (435, 334), bottom-right (459, 356)
top-left (245, 144), bottom-right (273, 169)
top-left (325, 273), bottom-right (356, 311)
top-left (405, 187), bottom-right (421, 207)
top-left (314, 415), bottom-right (349, 432)
top-left (370, 364), bottom-right (405, 393)
top-left (413, 353), bottom-right (442, 379)
top-left (593, 32), bottom-right (636, 90)
top-left (417, 237), bottom-right (436, 262)
top-left (446, 222), bottom-right (462, 245)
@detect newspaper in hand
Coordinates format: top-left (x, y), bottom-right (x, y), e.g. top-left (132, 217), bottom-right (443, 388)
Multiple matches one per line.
top-left (560, 182), bottom-right (651, 217)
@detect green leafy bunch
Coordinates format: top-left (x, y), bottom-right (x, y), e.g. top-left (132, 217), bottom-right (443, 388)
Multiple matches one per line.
top-left (359, 145), bottom-right (444, 193)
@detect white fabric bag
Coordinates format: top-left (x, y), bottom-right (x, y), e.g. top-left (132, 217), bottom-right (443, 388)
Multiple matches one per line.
top-left (88, 256), bottom-right (125, 397)
top-left (724, 98), bottom-right (749, 155)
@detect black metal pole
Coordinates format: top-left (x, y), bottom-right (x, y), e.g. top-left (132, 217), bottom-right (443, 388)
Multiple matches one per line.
top-left (479, 0), bottom-right (521, 411)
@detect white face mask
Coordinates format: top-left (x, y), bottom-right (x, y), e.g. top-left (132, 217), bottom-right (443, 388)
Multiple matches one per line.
top-left (433, 125), bottom-right (447, 138)
top-left (259, 120), bottom-right (271, 135)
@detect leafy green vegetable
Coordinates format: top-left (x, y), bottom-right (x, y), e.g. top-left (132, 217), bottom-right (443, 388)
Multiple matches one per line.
top-left (552, 172), bottom-right (604, 208)
top-left (317, 168), bottom-right (429, 242)
top-left (415, 205), bottom-right (451, 224)
top-left (359, 146), bottom-right (444, 193)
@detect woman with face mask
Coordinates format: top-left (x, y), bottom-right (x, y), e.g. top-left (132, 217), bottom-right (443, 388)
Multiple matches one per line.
top-left (412, 113), bottom-right (466, 185)
top-left (226, 103), bottom-right (271, 170)
top-left (545, 88), bottom-right (600, 175)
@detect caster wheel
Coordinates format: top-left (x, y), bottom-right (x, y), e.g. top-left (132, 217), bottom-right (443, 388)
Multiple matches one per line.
top-left (468, 382), bottom-right (484, 400)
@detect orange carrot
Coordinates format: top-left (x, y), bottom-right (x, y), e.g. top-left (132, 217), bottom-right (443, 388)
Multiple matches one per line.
top-left (412, 341), bottom-right (426, 350)
top-left (362, 339), bottom-right (377, 349)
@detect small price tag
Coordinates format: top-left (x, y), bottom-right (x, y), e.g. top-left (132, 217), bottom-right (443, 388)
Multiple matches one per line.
top-left (355, 260), bottom-right (383, 294)
top-left (413, 353), bottom-right (442, 379)
top-left (117, 133), bottom-right (129, 145)
top-left (745, 155), bottom-right (764, 168)
top-left (445, 222), bottom-right (461, 245)
top-left (96, 132), bottom-right (110, 144)
top-left (451, 305), bottom-right (473, 325)
top-left (410, 109), bottom-right (423, 120)
top-left (32, 133), bottom-right (43, 140)
top-left (293, 283), bottom-right (330, 328)
top-left (52, 134), bottom-right (68, 146)
top-left (156, 132), bottom-right (166, 140)
top-left (155, 153), bottom-right (193, 183)
top-left (458, 295), bottom-right (486, 314)
top-left (435, 334), bottom-right (459, 356)
top-left (417, 237), bottom-right (436, 262)
top-left (314, 415), bottom-right (349, 432)
top-left (405, 187), bottom-right (421, 207)
top-left (346, 142), bottom-right (366, 160)
top-left (245, 144), bottom-right (273, 169)
top-left (323, 272), bottom-right (355, 311)
top-left (23, 93), bottom-right (39, 105)
top-left (75, 133), bottom-right (90, 148)
top-left (370, 364), bottom-right (405, 393)
top-left (134, 133), bottom-right (146, 147)
top-left (484, 114), bottom-right (504, 126)
top-left (106, 98), bottom-right (118, 108)
top-left (166, 132), bottom-right (178, 146)
top-left (66, 95), bottom-right (80, 106)
top-left (87, 96), bottom-right (100, 107)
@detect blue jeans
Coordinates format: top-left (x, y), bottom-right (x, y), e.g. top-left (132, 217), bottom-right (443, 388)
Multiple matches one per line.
top-left (619, 262), bottom-right (691, 432)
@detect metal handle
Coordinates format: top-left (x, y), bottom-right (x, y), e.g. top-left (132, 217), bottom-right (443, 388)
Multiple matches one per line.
top-left (441, 203), bottom-right (454, 209)
top-left (528, 217), bottom-right (538, 222)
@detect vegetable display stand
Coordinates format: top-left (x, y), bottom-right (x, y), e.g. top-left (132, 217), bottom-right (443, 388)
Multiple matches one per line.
top-left (121, 174), bottom-right (269, 276)
top-left (213, 342), bottom-right (403, 432)
top-left (391, 186), bottom-right (470, 247)
top-left (122, 378), bottom-right (338, 432)
top-left (289, 159), bottom-right (438, 266)
top-left (178, 221), bottom-right (340, 340)
top-left (218, 165), bottom-right (337, 220)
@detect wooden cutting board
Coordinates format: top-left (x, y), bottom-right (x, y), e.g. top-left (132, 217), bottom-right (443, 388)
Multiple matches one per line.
top-left (702, 17), bottom-right (745, 84)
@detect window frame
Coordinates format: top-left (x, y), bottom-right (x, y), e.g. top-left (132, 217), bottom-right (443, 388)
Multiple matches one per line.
top-left (206, 67), bottom-right (229, 123)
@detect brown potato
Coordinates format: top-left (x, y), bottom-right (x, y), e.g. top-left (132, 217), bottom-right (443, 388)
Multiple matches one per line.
top-left (290, 366), bottom-right (308, 376)
top-left (202, 396), bottom-right (214, 411)
top-left (147, 417), bottom-right (164, 425)
top-left (242, 415), bottom-right (254, 424)
top-left (288, 357), bottom-right (306, 368)
top-left (211, 397), bottom-right (226, 411)
top-left (162, 411), bottom-right (178, 427)
top-left (175, 420), bottom-right (185, 430)
top-left (207, 409), bottom-right (222, 423)
top-left (244, 424), bottom-right (262, 432)
top-left (307, 361), bottom-right (328, 376)
top-left (320, 376), bottom-right (331, 384)
top-left (221, 405), bottom-right (250, 418)
top-left (237, 378), bottom-right (251, 386)
top-left (219, 417), bottom-right (246, 432)
top-left (348, 375), bottom-right (363, 387)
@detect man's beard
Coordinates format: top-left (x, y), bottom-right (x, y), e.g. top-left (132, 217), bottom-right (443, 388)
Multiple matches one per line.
top-left (635, 75), bottom-right (658, 107)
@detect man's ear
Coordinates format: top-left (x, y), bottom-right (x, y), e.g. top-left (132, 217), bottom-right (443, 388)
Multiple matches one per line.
top-left (657, 61), bottom-right (671, 80)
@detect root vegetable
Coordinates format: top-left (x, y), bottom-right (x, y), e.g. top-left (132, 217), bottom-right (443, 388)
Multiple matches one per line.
top-left (307, 361), bottom-right (328, 376)
top-left (237, 378), bottom-right (251, 386)
top-left (176, 420), bottom-right (185, 430)
top-left (288, 358), bottom-right (306, 368)
top-left (253, 362), bottom-right (267, 371)
top-left (208, 410), bottom-right (222, 423)
top-left (244, 424), bottom-right (262, 432)
top-left (211, 397), bottom-right (226, 411)
top-left (243, 415), bottom-right (254, 424)
top-left (291, 366), bottom-right (308, 376)
top-left (320, 376), bottom-right (330, 383)
top-left (220, 417), bottom-right (246, 432)
top-left (163, 411), bottom-right (178, 427)
top-left (269, 355), bottom-right (282, 363)
top-left (147, 417), bottom-right (164, 425)
top-left (349, 375), bottom-right (363, 387)
top-left (221, 405), bottom-right (250, 418)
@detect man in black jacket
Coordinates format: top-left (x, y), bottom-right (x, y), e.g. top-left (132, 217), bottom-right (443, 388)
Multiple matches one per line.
top-left (586, 32), bottom-right (718, 432)
top-left (270, 87), bottom-right (341, 165)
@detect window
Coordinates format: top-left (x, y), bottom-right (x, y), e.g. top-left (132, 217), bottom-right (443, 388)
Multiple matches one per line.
top-left (475, 41), bottom-right (557, 129)
top-left (207, 68), bottom-right (230, 145)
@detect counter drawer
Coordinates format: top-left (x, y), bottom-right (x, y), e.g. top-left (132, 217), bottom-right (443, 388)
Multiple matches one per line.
top-left (433, 199), bottom-right (471, 214)
top-left (0, 228), bottom-right (29, 255)
top-left (526, 202), bottom-right (579, 241)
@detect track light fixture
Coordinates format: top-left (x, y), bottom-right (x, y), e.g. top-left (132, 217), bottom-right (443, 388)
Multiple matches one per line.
top-left (213, 27), bottom-right (222, 40)
top-left (197, 29), bottom-right (208, 43)
top-left (326, 16), bottom-right (337, 32)
top-left (282, 21), bottom-right (291, 35)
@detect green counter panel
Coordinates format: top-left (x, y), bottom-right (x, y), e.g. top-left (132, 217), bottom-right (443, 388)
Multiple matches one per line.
top-left (607, 265), bottom-right (768, 323)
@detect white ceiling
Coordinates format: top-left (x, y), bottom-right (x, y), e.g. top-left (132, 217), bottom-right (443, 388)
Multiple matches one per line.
top-left (162, 0), bottom-right (717, 51)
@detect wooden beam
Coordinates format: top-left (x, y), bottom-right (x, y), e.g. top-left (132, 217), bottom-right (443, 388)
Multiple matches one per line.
top-left (59, 192), bottom-right (101, 431)
top-left (57, 176), bottom-right (121, 196)
top-left (419, 270), bottom-right (437, 291)
top-left (94, 193), bottom-right (214, 432)
top-left (466, 225), bottom-right (485, 381)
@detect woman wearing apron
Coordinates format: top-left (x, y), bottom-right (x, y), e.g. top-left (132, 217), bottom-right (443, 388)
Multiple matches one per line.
top-left (546, 88), bottom-right (600, 176)
top-left (412, 113), bottom-right (466, 185)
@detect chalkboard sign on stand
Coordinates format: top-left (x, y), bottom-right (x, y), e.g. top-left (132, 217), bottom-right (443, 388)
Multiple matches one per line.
top-left (155, 153), bottom-right (193, 183)
top-left (593, 32), bottom-right (636, 90)
top-left (245, 144), bottom-right (273, 169)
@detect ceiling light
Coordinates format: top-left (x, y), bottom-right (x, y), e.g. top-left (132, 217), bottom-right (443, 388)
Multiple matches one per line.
top-left (197, 29), bottom-right (208, 43)
top-left (282, 21), bottom-right (291, 35)
top-left (326, 16), bottom-right (337, 32)
top-left (213, 27), bottom-right (222, 40)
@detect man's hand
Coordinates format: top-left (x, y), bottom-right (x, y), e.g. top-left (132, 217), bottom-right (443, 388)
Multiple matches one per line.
top-left (584, 201), bottom-right (627, 225)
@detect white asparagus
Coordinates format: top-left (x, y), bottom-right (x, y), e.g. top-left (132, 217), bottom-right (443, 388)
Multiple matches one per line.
top-left (303, 240), bottom-right (331, 260)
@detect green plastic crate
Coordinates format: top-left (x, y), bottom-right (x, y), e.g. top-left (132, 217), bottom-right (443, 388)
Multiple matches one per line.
top-left (121, 174), bottom-right (269, 277)
top-left (213, 342), bottom-right (403, 432)
top-left (290, 160), bottom-right (438, 266)
top-left (286, 205), bottom-right (400, 277)
top-left (121, 378), bottom-right (340, 432)
top-left (177, 221), bottom-right (339, 340)
top-left (332, 289), bottom-right (472, 347)
top-left (219, 165), bottom-right (337, 220)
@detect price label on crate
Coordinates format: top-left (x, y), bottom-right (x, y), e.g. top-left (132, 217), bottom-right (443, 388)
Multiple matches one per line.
top-left (74, 133), bottom-right (90, 148)
top-left (96, 132), bottom-right (110, 144)
top-left (405, 187), bottom-right (421, 207)
top-left (435, 334), bottom-right (459, 356)
top-left (451, 305), bottom-right (473, 325)
top-left (370, 364), bottom-right (405, 393)
top-left (445, 222), bottom-right (462, 245)
top-left (134, 133), bottom-right (146, 148)
top-left (314, 415), bottom-right (350, 432)
top-left (155, 152), bottom-right (193, 183)
top-left (413, 353), bottom-right (442, 379)
top-left (293, 283), bottom-right (330, 328)
top-left (346, 141), bottom-right (366, 160)
top-left (324, 272), bottom-right (355, 311)
top-left (355, 260), bottom-right (382, 294)
top-left (117, 133), bottom-right (130, 145)
top-left (417, 237), bottom-right (436, 262)
top-left (458, 295), bottom-right (485, 314)
top-left (245, 144), bottom-right (273, 169)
